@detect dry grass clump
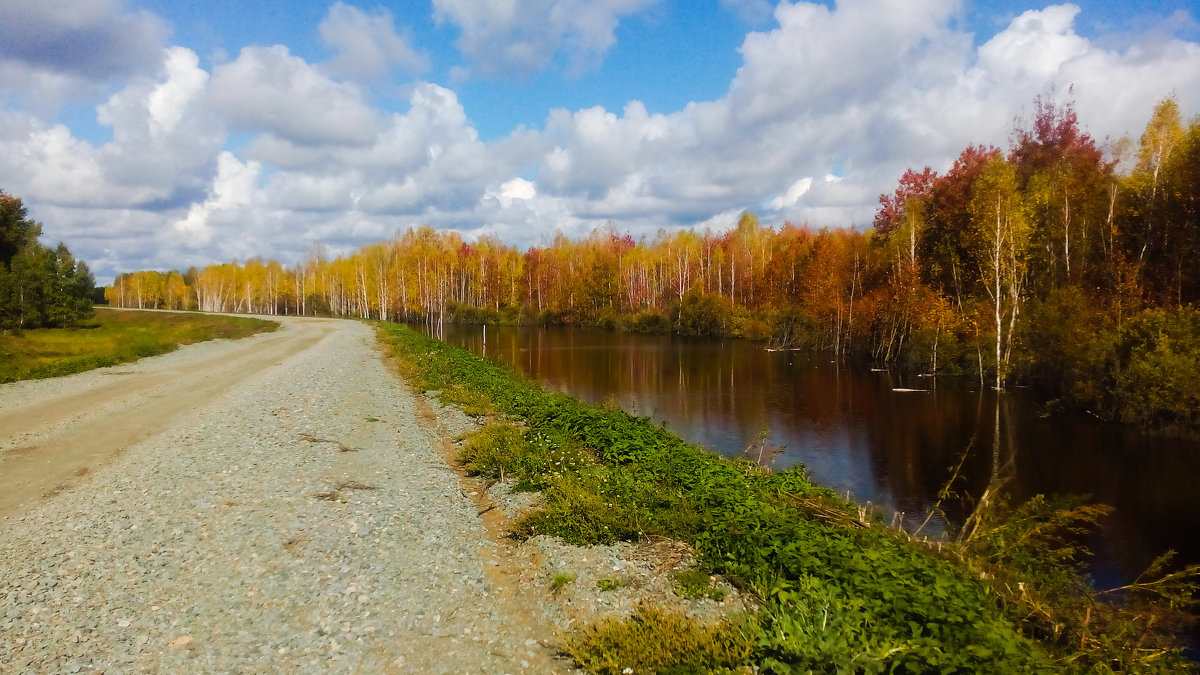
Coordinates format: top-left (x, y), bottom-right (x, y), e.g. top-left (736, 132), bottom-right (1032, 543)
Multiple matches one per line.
top-left (565, 605), bottom-right (754, 675)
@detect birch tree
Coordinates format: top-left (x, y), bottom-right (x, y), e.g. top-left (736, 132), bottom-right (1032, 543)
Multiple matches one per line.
top-left (970, 155), bottom-right (1030, 391)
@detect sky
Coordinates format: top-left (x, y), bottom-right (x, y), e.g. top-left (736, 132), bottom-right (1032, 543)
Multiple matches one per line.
top-left (1, 0), bottom-right (1199, 282)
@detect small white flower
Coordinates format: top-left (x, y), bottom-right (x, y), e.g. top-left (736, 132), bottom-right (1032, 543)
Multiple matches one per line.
top-left (623, 669), bottom-right (634, 675)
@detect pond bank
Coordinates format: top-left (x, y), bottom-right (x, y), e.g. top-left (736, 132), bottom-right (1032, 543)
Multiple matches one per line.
top-left (380, 322), bottom-right (1200, 673)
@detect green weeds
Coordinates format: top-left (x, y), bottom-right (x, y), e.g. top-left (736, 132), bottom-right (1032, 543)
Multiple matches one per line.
top-left (550, 572), bottom-right (577, 595)
top-left (596, 577), bottom-right (629, 592)
top-left (457, 422), bottom-right (595, 491)
top-left (672, 569), bottom-right (726, 602)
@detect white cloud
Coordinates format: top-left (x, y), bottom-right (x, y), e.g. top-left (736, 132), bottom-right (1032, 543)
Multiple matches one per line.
top-left (144, 48), bottom-right (211, 137)
top-left (14, 123), bottom-right (108, 205)
top-left (241, 82), bottom-right (514, 217)
top-left (432, 0), bottom-right (658, 77)
top-left (96, 47), bottom-right (219, 156)
top-left (972, 5), bottom-right (1200, 143)
top-left (208, 45), bottom-right (379, 146)
top-left (769, 177), bottom-right (813, 210)
top-left (977, 5), bottom-right (1090, 80)
top-left (0, 47), bottom-right (220, 210)
top-left (490, 177), bottom-right (537, 207)
top-left (175, 151), bottom-right (262, 247)
top-left (319, 2), bottom-right (428, 80)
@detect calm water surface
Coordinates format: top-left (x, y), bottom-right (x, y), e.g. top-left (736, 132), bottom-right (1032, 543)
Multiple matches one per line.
top-left (427, 324), bottom-right (1200, 587)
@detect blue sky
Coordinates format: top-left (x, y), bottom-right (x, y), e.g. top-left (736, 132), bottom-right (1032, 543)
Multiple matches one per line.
top-left (128, 0), bottom-right (1200, 138)
top-left (1, 0), bottom-right (1199, 281)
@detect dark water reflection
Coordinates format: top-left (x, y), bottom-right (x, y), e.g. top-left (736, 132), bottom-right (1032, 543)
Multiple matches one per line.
top-left (426, 324), bottom-right (1200, 588)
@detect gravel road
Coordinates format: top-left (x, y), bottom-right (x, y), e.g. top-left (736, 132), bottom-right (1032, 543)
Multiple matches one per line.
top-left (0, 317), bottom-right (571, 673)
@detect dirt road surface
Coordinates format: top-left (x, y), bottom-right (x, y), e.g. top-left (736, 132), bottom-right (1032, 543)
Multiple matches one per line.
top-left (0, 316), bottom-right (571, 673)
top-left (0, 318), bottom-right (331, 516)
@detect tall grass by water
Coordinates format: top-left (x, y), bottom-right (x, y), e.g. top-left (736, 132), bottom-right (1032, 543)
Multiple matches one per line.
top-left (0, 308), bottom-right (278, 383)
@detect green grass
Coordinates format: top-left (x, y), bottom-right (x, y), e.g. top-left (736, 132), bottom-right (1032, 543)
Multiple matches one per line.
top-left (672, 569), bottom-right (726, 602)
top-left (550, 572), bottom-right (577, 595)
top-left (596, 577), bottom-right (629, 592)
top-left (0, 308), bottom-right (278, 383)
top-left (379, 322), bottom-right (1196, 674)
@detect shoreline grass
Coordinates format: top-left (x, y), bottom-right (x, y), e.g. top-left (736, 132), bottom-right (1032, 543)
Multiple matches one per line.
top-left (0, 308), bottom-right (279, 383)
top-left (379, 322), bottom-right (1197, 673)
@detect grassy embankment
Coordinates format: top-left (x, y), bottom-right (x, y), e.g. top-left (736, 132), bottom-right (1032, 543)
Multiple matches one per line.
top-left (0, 308), bottom-right (278, 383)
top-left (380, 323), bottom-right (1198, 674)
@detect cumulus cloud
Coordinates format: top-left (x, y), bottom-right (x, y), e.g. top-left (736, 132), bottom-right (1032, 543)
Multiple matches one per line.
top-left (491, 177), bottom-right (537, 207)
top-left (432, 0), bottom-right (658, 77)
top-left (973, 5), bottom-right (1200, 143)
top-left (175, 151), bottom-right (262, 247)
top-left (0, 47), bottom-right (219, 210)
top-left (978, 5), bottom-right (1090, 79)
top-left (95, 47), bottom-right (222, 201)
top-left (319, 2), bottom-right (428, 80)
top-left (208, 45), bottom-right (379, 146)
top-left (236, 82), bottom-right (522, 218)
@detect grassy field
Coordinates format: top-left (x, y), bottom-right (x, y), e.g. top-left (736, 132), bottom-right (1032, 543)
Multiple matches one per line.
top-left (379, 322), bottom-right (1197, 674)
top-left (0, 308), bottom-right (278, 383)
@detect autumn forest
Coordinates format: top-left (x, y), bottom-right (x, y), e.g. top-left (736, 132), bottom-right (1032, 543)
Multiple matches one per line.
top-left (105, 97), bottom-right (1200, 429)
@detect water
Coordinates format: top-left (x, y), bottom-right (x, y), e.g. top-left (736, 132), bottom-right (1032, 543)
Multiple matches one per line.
top-left (427, 323), bottom-right (1200, 588)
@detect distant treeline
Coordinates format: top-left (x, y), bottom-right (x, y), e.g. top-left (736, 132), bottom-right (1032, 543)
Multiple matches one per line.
top-left (0, 192), bottom-right (95, 330)
top-left (108, 96), bottom-right (1200, 428)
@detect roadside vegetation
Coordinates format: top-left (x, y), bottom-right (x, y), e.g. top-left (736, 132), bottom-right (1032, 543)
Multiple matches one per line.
top-left (0, 308), bottom-right (278, 383)
top-left (382, 322), bottom-right (1198, 673)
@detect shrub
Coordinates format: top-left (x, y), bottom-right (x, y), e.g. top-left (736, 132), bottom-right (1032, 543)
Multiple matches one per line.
top-left (446, 300), bottom-right (502, 325)
top-left (1113, 306), bottom-right (1200, 427)
top-left (737, 318), bottom-right (770, 341)
top-left (1015, 287), bottom-right (1113, 404)
top-left (766, 308), bottom-right (819, 349)
top-left (622, 308), bottom-right (671, 334)
top-left (674, 291), bottom-right (730, 337)
top-left (595, 306), bottom-right (619, 331)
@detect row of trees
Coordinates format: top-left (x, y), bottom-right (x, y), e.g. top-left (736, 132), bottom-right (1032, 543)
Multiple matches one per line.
top-left (107, 96), bottom-right (1200, 425)
top-left (0, 192), bottom-right (94, 330)
top-left (108, 217), bottom-right (871, 342)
